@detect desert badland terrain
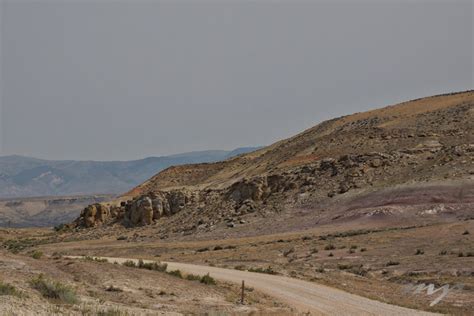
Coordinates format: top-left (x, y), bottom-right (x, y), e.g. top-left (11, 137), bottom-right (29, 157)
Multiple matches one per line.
top-left (1, 91), bottom-right (473, 315)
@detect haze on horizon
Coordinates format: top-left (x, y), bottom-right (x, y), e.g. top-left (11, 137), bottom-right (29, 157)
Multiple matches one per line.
top-left (0, 0), bottom-right (472, 161)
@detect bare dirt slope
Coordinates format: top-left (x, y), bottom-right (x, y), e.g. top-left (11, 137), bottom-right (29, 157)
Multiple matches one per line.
top-left (128, 91), bottom-right (473, 194)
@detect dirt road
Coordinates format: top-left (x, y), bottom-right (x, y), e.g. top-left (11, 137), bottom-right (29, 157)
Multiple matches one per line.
top-left (67, 256), bottom-right (437, 315)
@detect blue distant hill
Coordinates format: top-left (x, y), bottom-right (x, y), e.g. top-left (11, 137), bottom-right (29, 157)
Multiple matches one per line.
top-left (0, 147), bottom-right (261, 198)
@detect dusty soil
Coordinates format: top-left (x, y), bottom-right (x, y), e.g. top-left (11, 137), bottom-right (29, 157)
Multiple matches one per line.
top-left (13, 217), bottom-right (470, 315)
top-left (0, 249), bottom-right (290, 315)
top-left (66, 256), bottom-right (437, 316)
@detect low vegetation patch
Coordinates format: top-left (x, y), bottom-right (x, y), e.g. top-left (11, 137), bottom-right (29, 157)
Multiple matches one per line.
top-left (167, 269), bottom-right (183, 278)
top-left (137, 259), bottom-right (167, 272)
top-left (186, 273), bottom-right (217, 285)
top-left (248, 266), bottom-right (277, 275)
top-left (386, 261), bottom-right (400, 266)
top-left (31, 250), bottom-right (43, 259)
top-left (84, 256), bottom-right (108, 263)
top-left (324, 244), bottom-right (336, 250)
top-left (337, 263), bottom-right (352, 270)
top-left (200, 273), bottom-right (216, 285)
top-left (122, 260), bottom-right (137, 268)
top-left (29, 274), bottom-right (78, 304)
top-left (0, 281), bottom-right (21, 297)
top-left (415, 249), bottom-right (424, 255)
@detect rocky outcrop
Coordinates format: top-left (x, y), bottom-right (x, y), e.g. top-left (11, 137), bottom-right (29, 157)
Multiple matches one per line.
top-left (71, 91), bottom-right (474, 231)
top-left (80, 203), bottom-right (110, 228)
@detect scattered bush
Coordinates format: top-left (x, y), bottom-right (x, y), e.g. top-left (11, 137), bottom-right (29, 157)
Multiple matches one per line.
top-left (458, 252), bottom-right (464, 257)
top-left (97, 308), bottom-right (129, 316)
top-left (105, 285), bottom-right (123, 292)
top-left (185, 274), bottom-right (202, 281)
top-left (349, 265), bottom-right (368, 276)
top-left (200, 273), bottom-right (216, 285)
top-left (85, 256), bottom-right (108, 263)
top-left (167, 270), bottom-right (183, 278)
top-left (360, 248), bottom-right (367, 252)
top-left (53, 224), bottom-right (71, 233)
top-left (116, 236), bottom-right (127, 241)
top-left (213, 245), bottom-right (223, 251)
top-left (30, 274), bottom-right (78, 304)
top-left (466, 252), bottom-right (474, 257)
top-left (137, 259), bottom-right (167, 272)
top-left (350, 245), bottom-right (358, 249)
top-left (31, 250), bottom-right (43, 259)
top-left (0, 281), bottom-right (20, 297)
top-left (386, 261), bottom-right (400, 266)
top-left (328, 252), bottom-right (334, 257)
top-left (122, 260), bottom-right (137, 268)
top-left (415, 249), bottom-right (424, 255)
top-left (337, 264), bottom-right (352, 270)
top-left (248, 266), bottom-right (276, 275)
top-left (324, 244), bottom-right (335, 250)
top-left (234, 265), bottom-right (246, 271)
top-left (196, 247), bottom-right (210, 253)
top-left (439, 250), bottom-right (447, 255)
top-left (462, 230), bottom-right (470, 235)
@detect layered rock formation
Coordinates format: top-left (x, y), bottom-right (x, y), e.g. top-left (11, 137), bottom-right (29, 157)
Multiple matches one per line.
top-left (72, 91), bottom-right (474, 231)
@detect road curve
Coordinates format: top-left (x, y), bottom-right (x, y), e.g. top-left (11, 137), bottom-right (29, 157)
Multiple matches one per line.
top-left (67, 256), bottom-right (437, 315)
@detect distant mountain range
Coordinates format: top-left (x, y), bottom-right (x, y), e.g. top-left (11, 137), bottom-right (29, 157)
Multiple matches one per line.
top-left (0, 147), bottom-right (260, 198)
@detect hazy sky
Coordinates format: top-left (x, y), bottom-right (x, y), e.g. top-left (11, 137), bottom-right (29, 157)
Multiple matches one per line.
top-left (0, 0), bottom-right (472, 161)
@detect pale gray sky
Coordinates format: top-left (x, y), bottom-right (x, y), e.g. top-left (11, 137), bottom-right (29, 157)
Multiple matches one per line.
top-left (0, 0), bottom-right (472, 161)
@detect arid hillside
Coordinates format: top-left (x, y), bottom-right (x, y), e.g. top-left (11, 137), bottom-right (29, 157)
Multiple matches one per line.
top-left (129, 91), bottom-right (472, 194)
top-left (72, 91), bottom-right (473, 239)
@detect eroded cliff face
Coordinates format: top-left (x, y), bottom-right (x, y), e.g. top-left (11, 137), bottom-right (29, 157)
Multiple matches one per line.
top-left (71, 91), bottom-right (473, 232)
top-left (72, 141), bottom-right (473, 230)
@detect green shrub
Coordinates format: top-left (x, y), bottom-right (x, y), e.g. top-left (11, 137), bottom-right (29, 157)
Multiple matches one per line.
top-left (185, 274), bottom-right (202, 281)
top-left (324, 244), bottom-right (335, 250)
top-left (0, 281), bottom-right (20, 297)
top-left (122, 260), bottom-right (137, 268)
top-left (53, 224), bottom-right (71, 233)
top-left (29, 274), bottom-right (78, 304)
top-left (337, 264), bottom-right (352, 270)
top-left (415, 249), bottom-right (424, 255)
top-left (167, 270), bottom-right (183, 278)
top-left (31, 250), bottom-right (43, 259)
top-left (200, 273), bottom-right (216, 285)
top-left (386, 261), bottom-right (400, 266)
top-left (350, 245), bottom-right (358, 249)
top-left (248, 266), bottom-right (276, 275)
top-left (137, 259), bottom-right (167, 272)
top-left (84, 256), bottom-right (108, 263)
